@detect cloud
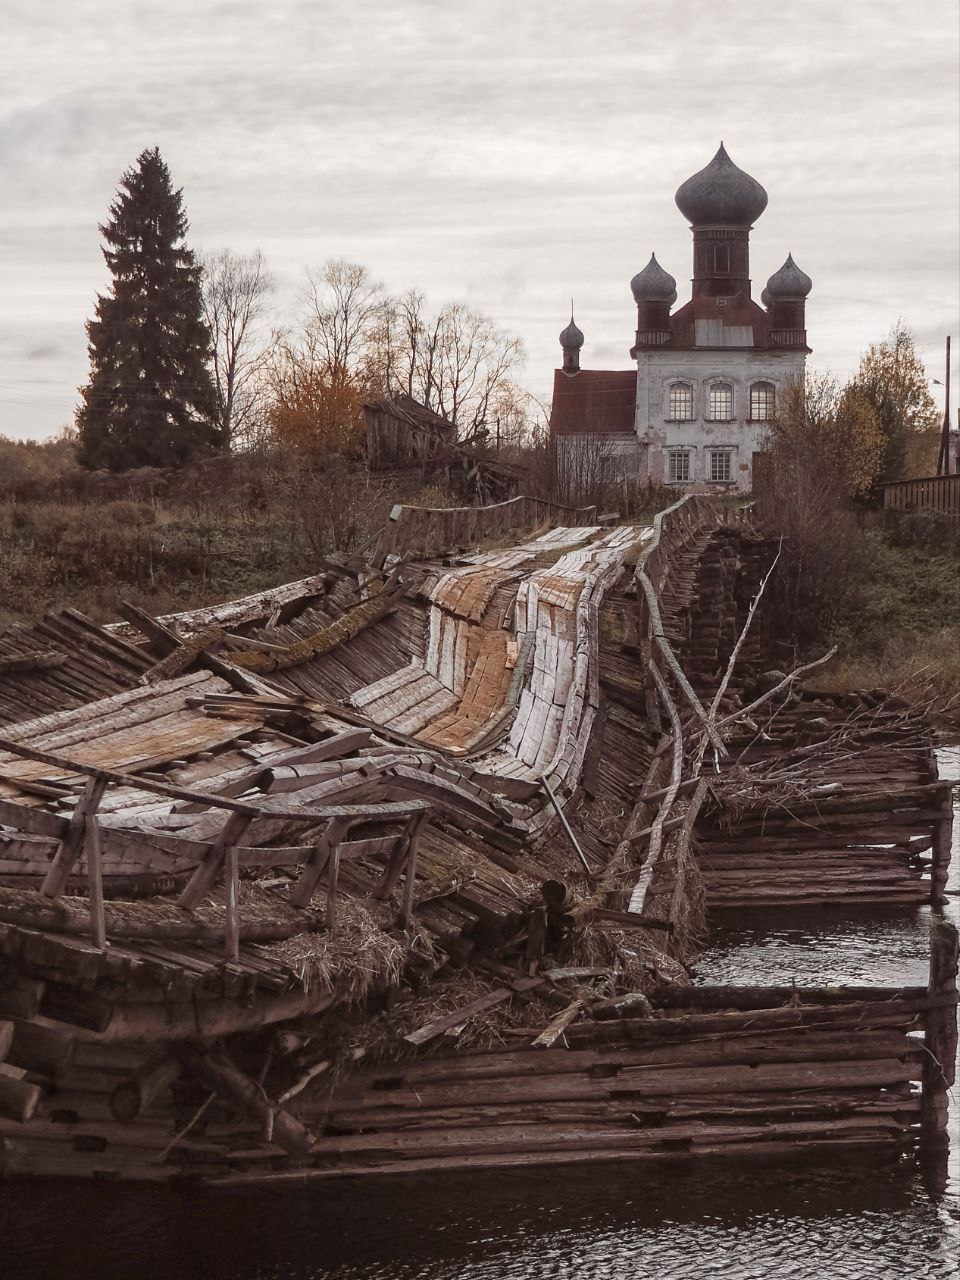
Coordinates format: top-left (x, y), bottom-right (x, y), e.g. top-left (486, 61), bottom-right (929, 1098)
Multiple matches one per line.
top-left (1, 0), bottom-right (957, 438)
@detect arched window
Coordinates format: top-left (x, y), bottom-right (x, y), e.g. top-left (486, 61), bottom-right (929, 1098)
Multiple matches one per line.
top-left (750, 381), bottom-right (776, 421)
top-left (667, 382), bottom-right (694, 420)
top-left (708, 382), bottom-right (733, 421)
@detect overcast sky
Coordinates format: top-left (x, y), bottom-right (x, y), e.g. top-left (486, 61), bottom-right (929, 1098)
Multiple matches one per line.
top-left (2, 0), bottom-right (958, 440)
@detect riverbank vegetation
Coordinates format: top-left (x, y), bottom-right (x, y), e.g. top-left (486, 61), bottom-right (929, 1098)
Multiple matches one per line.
top-left (756, 336), bottom-right (956, 727)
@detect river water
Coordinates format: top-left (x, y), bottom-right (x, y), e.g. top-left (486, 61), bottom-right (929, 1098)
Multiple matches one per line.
top-left (2, 752), bottom-right (958, 1280)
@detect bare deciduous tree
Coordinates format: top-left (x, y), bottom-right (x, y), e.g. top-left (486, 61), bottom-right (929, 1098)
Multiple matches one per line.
top-left (201, 249), bottom-right (274, 449)
top-left (758, 374), bottom-right (880, 647)
top-left (372, 292), bottom-right (524, 438)
top-left (302, 259), bottom-right (385, 389)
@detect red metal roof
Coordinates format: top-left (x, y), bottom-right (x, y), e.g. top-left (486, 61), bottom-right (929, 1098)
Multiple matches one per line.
top-left (549, 369), bottom-right (636, 437)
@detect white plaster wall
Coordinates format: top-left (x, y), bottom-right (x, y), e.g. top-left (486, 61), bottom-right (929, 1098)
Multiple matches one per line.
top-left (635, 348), bottom-right (806, 492)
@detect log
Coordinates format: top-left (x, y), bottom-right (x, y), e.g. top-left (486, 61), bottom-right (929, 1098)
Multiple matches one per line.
top-left (315, 1057), bottom-right (916, 1113)
top-left (109, 1054), bottom-right (182, 1123)
top-left (564, 1000), bottom-right (934, 1046)
top-left (0, 1067), bottom-right (42, 1122)
top-left (648, 984), bottom-right (930, 1010)
top-left (174, 1043), bottom-right (314, 1157)
top-left (0, 900), bottom-right (314, 945)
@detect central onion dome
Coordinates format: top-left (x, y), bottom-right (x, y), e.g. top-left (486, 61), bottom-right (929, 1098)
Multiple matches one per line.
top-left (559, 313), bottom-right (584, 350)
top-left (765, 253), bottom-right (813, 298)
top-left (675, 143), bottom-right (768, 226)
top-left (630, 253), bottom-right (677, 304)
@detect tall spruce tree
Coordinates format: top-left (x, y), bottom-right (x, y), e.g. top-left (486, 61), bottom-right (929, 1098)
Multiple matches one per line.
top-left (77, 147), bottom-right (220, 469)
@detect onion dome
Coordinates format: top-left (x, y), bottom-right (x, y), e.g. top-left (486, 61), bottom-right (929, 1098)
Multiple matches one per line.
top-left (765, 253), bottom-right (813, 299)
top-left (630, 253), bottom-right (677, 305)
top-left (559, 313), bottom-right (584, 350)
top-left (675, 143), bottom-right (768, 226)
top-left (761, 287), bottom-right (772, 308)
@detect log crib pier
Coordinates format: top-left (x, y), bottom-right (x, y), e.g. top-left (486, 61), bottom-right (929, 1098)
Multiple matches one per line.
top-left (0, 494), bottom-right (955, 1182)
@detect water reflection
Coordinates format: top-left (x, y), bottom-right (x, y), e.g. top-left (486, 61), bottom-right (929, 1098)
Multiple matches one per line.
top-left (2, 1156), bottom-right (957, 1280)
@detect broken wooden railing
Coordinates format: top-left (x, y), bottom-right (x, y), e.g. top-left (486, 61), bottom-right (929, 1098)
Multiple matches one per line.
top-left (370, 494), bottom-right (599, 565)
top-left (0, 735), bottom-right (429, 961)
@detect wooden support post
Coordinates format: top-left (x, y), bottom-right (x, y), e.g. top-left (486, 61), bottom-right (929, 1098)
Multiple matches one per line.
top-left (921, 918), bottom-right (959, 1139)
top-left (326, 841), bottom-right (341, 930)
top-left (224, 843), bottom-right (240, 963)
top-left (400, 811), bottom-right (428, 929)
top-left (84, 808), bottom-right (107, 950)
top-left (931, 784), bottom-right (953, 904)
top-left (289, 816), bottom-right (351, 910)
top-left (179, 810), bottom-right (254, 910)
top-left (542, 777), bottom-right (592, 875)
top-left (41, 775), bottom-right (108, 898)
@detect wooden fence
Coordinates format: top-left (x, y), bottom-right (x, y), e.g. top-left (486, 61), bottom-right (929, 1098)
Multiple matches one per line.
top-left (371, 494), bottom-right (598, 564)
top-left (879, 473), bottom-right (960, 514)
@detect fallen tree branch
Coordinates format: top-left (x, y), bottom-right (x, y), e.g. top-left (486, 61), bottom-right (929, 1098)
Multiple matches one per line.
top-left (715, 647), bottom-right (839, 731)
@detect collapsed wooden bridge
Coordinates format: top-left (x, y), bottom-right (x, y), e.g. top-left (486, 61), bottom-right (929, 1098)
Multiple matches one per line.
top-left (0, 493), bottom-right (955, 1183)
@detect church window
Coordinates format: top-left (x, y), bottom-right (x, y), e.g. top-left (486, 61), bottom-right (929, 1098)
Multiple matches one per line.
top-left (707, 449), bottom-right (733, 483)
top-left (667, 450), bottom-right (691, 483)
top-left (708, 382), bottom-right (734, 420)
top-left (714, 244), bottom-right (730, 273)
top-left (750, 381), bottom-right (776, 420)
top-left (668, 383), bottom-right (694, 420)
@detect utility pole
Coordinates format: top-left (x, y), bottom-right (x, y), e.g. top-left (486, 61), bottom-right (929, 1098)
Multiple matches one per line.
top-left (936, 335), bottom-right (951, 476)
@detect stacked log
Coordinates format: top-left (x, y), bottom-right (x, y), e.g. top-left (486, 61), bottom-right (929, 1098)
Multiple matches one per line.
top-left (689, 695), bottom-right (943, 910)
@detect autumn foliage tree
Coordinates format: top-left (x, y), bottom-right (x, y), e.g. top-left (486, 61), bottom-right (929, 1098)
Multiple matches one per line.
top-left (850, 321), bottom-right (940, 481)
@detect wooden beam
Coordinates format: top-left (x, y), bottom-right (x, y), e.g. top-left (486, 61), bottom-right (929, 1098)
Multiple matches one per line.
top-left (0, 735), bottom-right (428, 824)
top-left (179, 810), bottom-right (253, 910)
top-left (41, 775), bottom-right (107, 898)
top-left (289, 816), bottom-right (351, 911)
top-left (84, 808), bottom-right (107, 949)
top-left (173, 1042), bottom-right (314, 1156)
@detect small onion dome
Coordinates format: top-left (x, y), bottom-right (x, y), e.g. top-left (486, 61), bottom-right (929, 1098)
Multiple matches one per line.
top-left (765, 253), bottom-right (813, 299)
top-left (630, 253), bottom-right (677, 304)
top-left (559, 314), bottom-right (584, 350)
top-left (675, 143), bottom-right (768, 226)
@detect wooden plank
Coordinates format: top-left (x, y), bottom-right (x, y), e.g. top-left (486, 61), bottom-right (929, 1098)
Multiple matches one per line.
top-left (404, 978), bottom-right (545, 1046)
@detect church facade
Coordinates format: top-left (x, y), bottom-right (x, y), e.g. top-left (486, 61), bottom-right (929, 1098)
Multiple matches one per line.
top-left (550, 145), bottom-right (812, 492)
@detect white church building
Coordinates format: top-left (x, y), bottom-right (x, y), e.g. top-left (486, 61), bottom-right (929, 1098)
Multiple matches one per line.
top-left (550, 145), bottom-right (812, 492)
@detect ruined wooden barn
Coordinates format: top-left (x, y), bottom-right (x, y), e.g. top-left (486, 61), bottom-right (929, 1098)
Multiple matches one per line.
top-left (363, 393), bottom-right (526, 503)
top-left (364, 396), bottom-right (457, 470)
top-left (0, 493), bottom-right (955, 1183)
